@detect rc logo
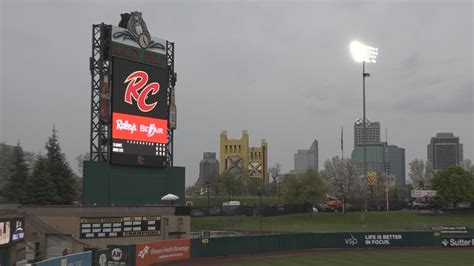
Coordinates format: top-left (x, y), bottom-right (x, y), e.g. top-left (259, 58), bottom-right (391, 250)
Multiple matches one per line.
top-left (124, 71), bottom-right (160, 112)
top-left (345, 234), bottom-right (358, 246)
top-left (138, 245), bottom-right (150, 259)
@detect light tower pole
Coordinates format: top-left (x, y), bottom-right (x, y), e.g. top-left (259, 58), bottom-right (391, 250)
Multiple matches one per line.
top-left (350, 40), bottom-right (378, 212)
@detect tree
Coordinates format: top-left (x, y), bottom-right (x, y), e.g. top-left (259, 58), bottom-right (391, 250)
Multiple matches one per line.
top-left (282, 175), bottom-right (304, 204)
top-left (283, 170), bottom-right (325, 205)
top-left (321, 156), bottom-right (360, 213)
top-left (44, 127), bottom-right (77, 204)
top-left (1, 142), bottom-right (30, 203)
top-left (218, 172), bottom-right (244, 201)
top-left (27, 156), bottom-right (59, 205)
top-left (208, 173), bottom-right (221, 196)
top-left (431, 166), bottom-right (474, 207)
top-left (0, 143), bottom-right (16, 197)
top-left (268, 163), bottom-right (281, 195)
top-left (408, 159), bottom-right (433, 189)
top-left (74, 152), bottom-right (90, 202)
top-left (246, 177), bottom-right (262, 196)
top-left (75, 152), bottom-right (90, 176)
top-left (461, 159), bottom-right (474, 173)
top-left (300, 169), bottom-right (326, 205)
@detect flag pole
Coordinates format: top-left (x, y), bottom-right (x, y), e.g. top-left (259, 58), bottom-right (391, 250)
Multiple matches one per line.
top-left (341, 126), bottom-right (344, 159)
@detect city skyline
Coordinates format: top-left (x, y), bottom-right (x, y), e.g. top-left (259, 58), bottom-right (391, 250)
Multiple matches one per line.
top-left (0, 1), bottom-right (472, 186)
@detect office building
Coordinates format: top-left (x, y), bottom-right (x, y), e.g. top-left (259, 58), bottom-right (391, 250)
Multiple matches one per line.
top-left (427, 132), bottom-right (463, 171)
top-left (385, 145), bottom-right (406, 187)
top-left (197, 152), bottom-right (219, 185)
top-left (351, 142), bottom-right (387, 176)
top-left (308, 140), bottom-right (319, 172)
top-left (354, 118), bottom-right (380, 146)
top-left (294, 149), bottom-right (309, 175)
top-left (294, 140), bottom-right (319, 175)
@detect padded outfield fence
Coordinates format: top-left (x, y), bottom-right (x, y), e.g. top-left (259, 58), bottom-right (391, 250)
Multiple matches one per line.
top-left (190, 231), bottom-right (441, 258)
top-left (32, 230), bottom-right (473, 265)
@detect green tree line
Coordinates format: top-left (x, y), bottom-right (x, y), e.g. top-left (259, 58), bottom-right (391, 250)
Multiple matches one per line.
top-left (1, 128), bottom-right (78, 205)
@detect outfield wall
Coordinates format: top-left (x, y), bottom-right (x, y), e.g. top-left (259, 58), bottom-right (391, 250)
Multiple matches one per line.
top-left (69, 230), bottom-right (474, 265)
top-left (34, 251), bottom-right (92, 266)
top-left (191, 231), bottom-right (441, 258)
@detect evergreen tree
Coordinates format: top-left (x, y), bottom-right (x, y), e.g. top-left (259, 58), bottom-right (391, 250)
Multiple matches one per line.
top-left (28, 156), bottom-right (59, 205)
top-left (44, 127), bottom-right (77, 204)
top-left (1, 142), bottom-right (29, 203)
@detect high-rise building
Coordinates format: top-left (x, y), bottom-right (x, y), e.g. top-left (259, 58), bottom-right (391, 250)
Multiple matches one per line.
top-left (427, 132), bottom-right (463, 171)
top-left (308, 140), bottom-right (319, 172)
top-left (294, 140), bottom-right (319, 175)
top-left (351, 142), bottom-right (387, 176)
top-left (354, 118), bottom-right (380, 146)
top-left (197, 152), bottom-right (219, 185)
top-left (220, 130), bottom-right (268, 183)
top-left (385, 145), bottom-right (406, 187)
top-left (294, 149), bottom-right (309, 175)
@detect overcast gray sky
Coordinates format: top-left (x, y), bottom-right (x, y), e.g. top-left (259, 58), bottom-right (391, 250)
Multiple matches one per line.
top-left (1, 0), bottom-right (472, 186)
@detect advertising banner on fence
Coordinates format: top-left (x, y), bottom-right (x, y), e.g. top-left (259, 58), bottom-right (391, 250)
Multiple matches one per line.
top-left (411, 190), bottom-right (437, 198)
top-left (439, 226), bottom-right (468, 235)
top-left (103, 245), bottom-right (134, 266)
top-left (95, 247), bottom-right (131, 266)
top-left (343, 233), bottom-right (406, 247)
top-left (337, 231), bottom-right (435, 248)
top-left (35, 251), bottom-right (92, 266)
top-left (135, 239), bottom-right (190, 265)
top-left (441, 237), bottom-right (474, 247)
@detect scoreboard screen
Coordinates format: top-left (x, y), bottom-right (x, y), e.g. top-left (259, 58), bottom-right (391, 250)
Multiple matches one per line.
top-left (110, 57), bottom-right (169, 167)
top-left (80, 216), bottom-right (161, 238)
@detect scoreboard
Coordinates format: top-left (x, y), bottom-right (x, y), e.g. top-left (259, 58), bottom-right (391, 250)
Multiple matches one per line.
top-left (109, 24), bottom-right (170, 168)
top-left (80, 216), bottom-right (161, 239)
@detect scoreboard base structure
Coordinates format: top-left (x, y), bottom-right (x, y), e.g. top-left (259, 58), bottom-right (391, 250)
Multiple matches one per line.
top-left (83, 161), bottom-right (185, 205)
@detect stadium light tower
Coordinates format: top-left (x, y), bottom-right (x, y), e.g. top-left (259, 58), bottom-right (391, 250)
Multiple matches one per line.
top-left (350, 40), bottom-right (378, 212)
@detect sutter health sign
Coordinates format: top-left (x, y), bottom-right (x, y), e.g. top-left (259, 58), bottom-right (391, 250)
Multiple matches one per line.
top-left (441, 237), bottom-right (474, 247)
top-left (135, 239), bottom-right (190, 265)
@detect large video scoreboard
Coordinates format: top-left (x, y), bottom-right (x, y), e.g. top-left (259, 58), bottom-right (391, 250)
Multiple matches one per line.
top-left (108, 22), bottom-right (170, 167)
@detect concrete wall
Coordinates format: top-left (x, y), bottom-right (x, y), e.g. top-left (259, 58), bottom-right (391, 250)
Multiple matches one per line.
top-left (20, 206), bottom-right (190, 260)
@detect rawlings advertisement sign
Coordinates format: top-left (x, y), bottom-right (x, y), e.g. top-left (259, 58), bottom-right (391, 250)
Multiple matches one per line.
top-left (110, 57), bottom-right (169, 167)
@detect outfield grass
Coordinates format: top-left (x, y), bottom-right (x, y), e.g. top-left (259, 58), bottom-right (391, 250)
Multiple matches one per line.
top-left (186, 196), bottom-right (281, 208)
top-left (192, 210), bottom-right (474, 232)
top-left (226, 248), bottom-right (474, 266)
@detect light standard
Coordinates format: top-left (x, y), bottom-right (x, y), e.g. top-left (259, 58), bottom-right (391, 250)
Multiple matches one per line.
top-left (350, 40), bottom-right (378, 212)
top-left (205, 181), bottom-right (210, 211)
top-left (257, 191), bottom-right (263, 235)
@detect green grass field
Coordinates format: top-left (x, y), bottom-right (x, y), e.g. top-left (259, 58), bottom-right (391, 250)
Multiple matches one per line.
top-left (226, 248), bottom-right (474, 266)
top-left (192, 210), bottom-right (474, 232)
top-left (186, 196), bottom-right (281, 208)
